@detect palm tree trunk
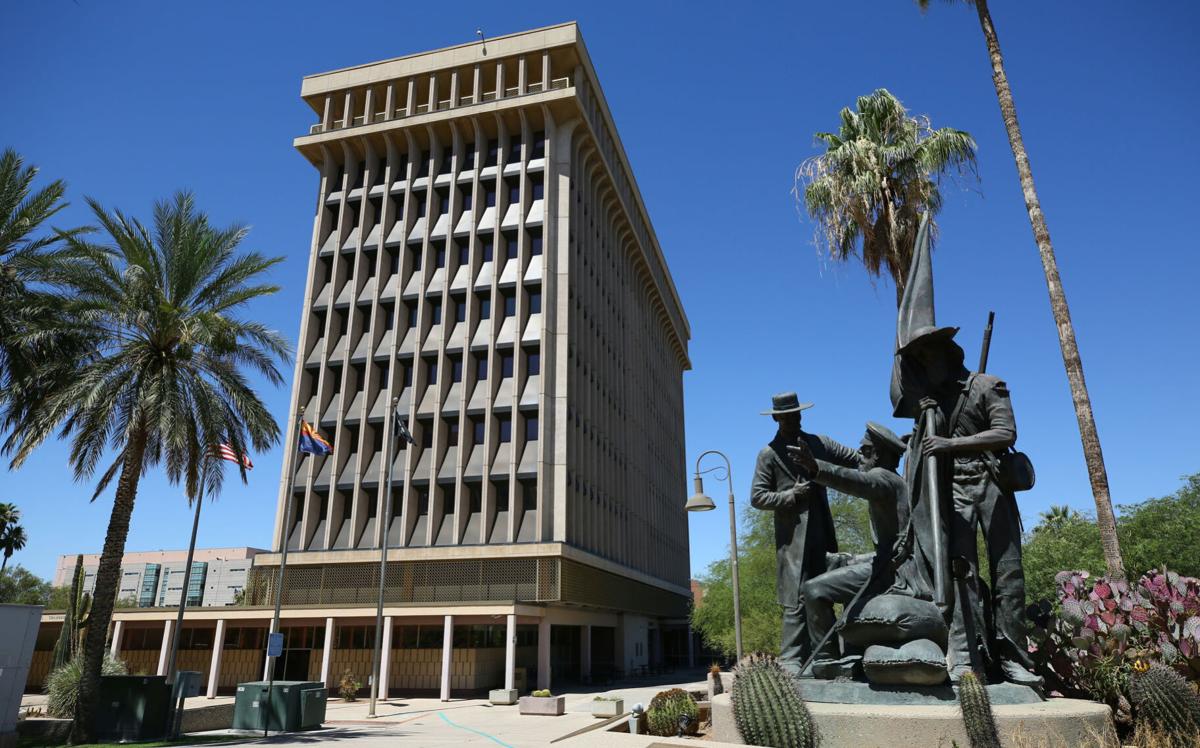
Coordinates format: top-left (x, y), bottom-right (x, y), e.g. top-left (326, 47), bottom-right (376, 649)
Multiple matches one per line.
top-left (70, 430), bottom-right (148, 744)
top-left (1, 554), bottom-right (7, 572)
top-left (972, 0), bottom-right (1125, 580)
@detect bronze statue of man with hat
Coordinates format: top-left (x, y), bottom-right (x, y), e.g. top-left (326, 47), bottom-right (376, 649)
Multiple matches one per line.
top-left (892, 215), bottom-right (1041, 686)
top-left (787, 421), bottom-right (911, 679)
top-left (750, 392), bottom-right (860, 676)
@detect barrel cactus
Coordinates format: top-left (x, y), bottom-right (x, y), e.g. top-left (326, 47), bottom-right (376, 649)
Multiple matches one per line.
top-left (730, 653), bottom-right (819, 748)
top-left (646, 687), bottom-right (699, 737)
top-left (1130, 659), bottom-right (1200, 744)
top-left (957, 670), bottom-right (1001, 748)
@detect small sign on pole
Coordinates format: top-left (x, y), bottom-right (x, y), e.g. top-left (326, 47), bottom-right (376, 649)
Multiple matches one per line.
top-left (267, 632), bottom-right (284, 659)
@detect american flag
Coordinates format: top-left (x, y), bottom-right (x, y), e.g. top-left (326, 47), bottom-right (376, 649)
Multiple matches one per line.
top-left (215, 444), bottom-right (253, 469)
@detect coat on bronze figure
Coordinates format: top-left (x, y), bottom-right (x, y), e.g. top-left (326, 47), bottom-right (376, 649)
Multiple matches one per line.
top-left (750, 392), bottom-right (859, 675)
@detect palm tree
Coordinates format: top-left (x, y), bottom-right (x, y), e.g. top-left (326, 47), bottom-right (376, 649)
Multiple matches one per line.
top-left (916, 0), bottom-right (1125, 581)
top-left (0, 522), bottom-right (27, 572)
top-left (4, 191), bottom-right (289, 742)
top-left (0, 502), bottom-right (17, 532)
top-left (797, 88), bottom-right (978, 305)
top-left (0, 149), bottom-right (87, 434)
top-left (1037, 504), bottom-right (1077, 533)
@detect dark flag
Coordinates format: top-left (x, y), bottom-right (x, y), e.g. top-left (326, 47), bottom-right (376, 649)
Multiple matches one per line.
top-left (393, 410), bottom-right (416, 446)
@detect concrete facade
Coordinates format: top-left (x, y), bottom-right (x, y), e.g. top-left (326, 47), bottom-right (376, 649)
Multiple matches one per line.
top-left (29, 23), bottom-right (693, 700)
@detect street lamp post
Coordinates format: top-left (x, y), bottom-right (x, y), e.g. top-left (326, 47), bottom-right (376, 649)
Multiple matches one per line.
top-left (687, 450), bottom-right (743, 663)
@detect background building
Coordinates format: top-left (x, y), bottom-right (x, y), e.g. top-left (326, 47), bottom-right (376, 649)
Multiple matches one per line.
top-left (52, 548), bottom-right (262, 608)
top-left (30, 22), bottom-right (693, 698)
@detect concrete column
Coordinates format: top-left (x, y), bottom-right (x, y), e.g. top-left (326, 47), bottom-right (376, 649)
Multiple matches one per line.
top-left (207, 619), bottom-right (226, 699)
top-left (504, 614), bottom-right (517, 691)
top-left (321, 617), bottom-right (335, 687)
top-left (580, 624), bottom-right (592, 681)
top-left (109, 620), bottom-right (124, 657)
top-left (379, 616), bottom-right (393, 698)
top-left (687, 624), bottom-right (696, 669)
top-left (440, 615), bottom-right (454, 701)
top-left (536, 618), bottom-right (551, 691)
top-left (157, 619), bottom-right (173, 676)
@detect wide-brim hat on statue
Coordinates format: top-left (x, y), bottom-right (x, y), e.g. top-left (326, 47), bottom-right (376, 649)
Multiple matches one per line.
top-left (895, 324), bottom-right (960, 355)
top-left (865, 421), bottom-right (907, 457)
top-left (761, 392), bottom-right (813, 416)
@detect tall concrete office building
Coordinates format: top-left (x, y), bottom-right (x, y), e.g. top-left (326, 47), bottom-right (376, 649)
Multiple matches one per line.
top-left (27, 23), bottom-right (693, 699)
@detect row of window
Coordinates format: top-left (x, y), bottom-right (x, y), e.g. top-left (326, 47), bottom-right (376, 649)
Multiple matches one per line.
top-left (334, 135), bottom-right (546, 189)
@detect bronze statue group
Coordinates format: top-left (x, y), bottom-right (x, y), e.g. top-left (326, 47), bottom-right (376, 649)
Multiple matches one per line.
top-left (752, 217), bottom-right (1042, 689)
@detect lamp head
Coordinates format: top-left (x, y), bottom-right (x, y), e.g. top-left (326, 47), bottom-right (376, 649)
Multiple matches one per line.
top-left (686, 475), bottom-right (716, 512)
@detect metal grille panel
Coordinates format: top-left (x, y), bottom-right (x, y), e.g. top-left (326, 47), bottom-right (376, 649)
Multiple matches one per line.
top-left (559, 559), bottom-right (689, 618)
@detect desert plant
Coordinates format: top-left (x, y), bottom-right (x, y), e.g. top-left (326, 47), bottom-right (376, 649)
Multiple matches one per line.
top-left (1130, 660), bottom-right (1200, 746)
top-left (51, 555), bottom-right (84, 670)
top-left (711, 663), bottom-right (724, 695)
top-left (730, 653), bottom-right (818, 748)
top-left (1028, 568), bottom-right (1200, 723)
top-left (531, 689), bottom-right (552, 697)
top-left (957, 670), bottom-right (1001, 748)
top-left (338, 669), bottom-right (360, 701)
top-left (646, 687), bottom-right (699, 738)
top-left (45, 653), bottom-right (126, 718)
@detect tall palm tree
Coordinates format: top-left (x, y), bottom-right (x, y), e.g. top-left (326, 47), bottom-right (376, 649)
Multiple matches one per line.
top-left (0, 150), bottom-right (89, 436)
top-left (916, 0), bottom-right (1125, 580)
top-left (0, 502), bottom-right (17, 533)
top-left (0, 522), bottom-right (27, 572)
top-left (5, 191), bottom-right (289, 742)
top-left (797, 88), bottom-right (978, 304)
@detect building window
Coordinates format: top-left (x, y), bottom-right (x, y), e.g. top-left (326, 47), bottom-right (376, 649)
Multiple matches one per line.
top-left (389, 251), bottom-right (400, 274)
top-left (462, 148), bottom-right (476, 170)
top-left (439, 192), bottom-right (450, 213)
top-left (499, 417), bottom-right (512, 443)
top-left (485, 187), bottom-right (496, 208)
top-left (503, 294), bottom-right (516, 317)
top-left (402, 362), bottom-right (413, 386)
top-left (417, 197), bottom-right (427, 218)
top-left (473, 419), bottom-right (485, 443)
top-left (426, 359), bottom-right (438, 384)
top-left (530, 232), bottom-right (543, 256)
top-left (462, 190), bottom-right (473, 211)
top-left (532, 132), bottom-right (545, 159)
top-left (486, 140), bottom-right (498, 167)
top-left (447, 419), bottom-right (460, 446)
top-left (501, 353), bottom-right (514, 378)
top-left (505, 238), bottom-right (518, 260)
top-left (458, 243), bottom-right (470, 264)
top-left (508, 139), bottom-right (522, 162)
top-left (476, 356), bottom-right (488, 380)
top-left (479, 295), bottom-right (491, 320)
top-left (532, 180), bottom-right (544, 200)
top-left (384, 307), bottom-right (395, 330)
top-left (431, 301), bottom-right (442, 324)
top-left (482, 241), bottom-right (494, 261)
top-left (529, 291), bottom-right (541, 314)
top-left (527, 351), bottom-right (541, 375)
top-left (525, 417), bottom-right (538, 441)
top-left (451, 357), bottom-right (463, 382)
top-left (410, 245), bottom-right (423, 270)
top-left (455, 299), bottom-right (466, 322)
top-left (408, 305), bottom-right (419, 327)
top-left (508, 183), bottom-right (520, 203)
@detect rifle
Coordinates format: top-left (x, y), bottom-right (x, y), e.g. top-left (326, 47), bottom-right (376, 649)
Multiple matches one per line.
top-left (979, 311), bottom-right (995, 374)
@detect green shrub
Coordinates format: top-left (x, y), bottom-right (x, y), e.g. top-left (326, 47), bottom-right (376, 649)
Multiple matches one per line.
top-left (646, 687), bottom-right (699, 737)
top-left (45, 654), bottom-right (127, 718)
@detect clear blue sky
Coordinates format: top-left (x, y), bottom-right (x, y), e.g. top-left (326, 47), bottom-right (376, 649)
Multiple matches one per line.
top-left (2, 2), bottom-right (1197, 584)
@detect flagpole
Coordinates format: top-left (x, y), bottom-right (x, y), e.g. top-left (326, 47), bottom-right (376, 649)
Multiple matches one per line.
top-left (266, 409), bottom-right (305, 719)
top-left (165, 471), bottom-right (205, 737)
top-left (368, 396), bottom-right (400, 718)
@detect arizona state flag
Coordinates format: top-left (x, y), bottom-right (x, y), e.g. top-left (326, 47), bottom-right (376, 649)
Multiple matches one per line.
top-left (298, 420), bottom-right (333, 455)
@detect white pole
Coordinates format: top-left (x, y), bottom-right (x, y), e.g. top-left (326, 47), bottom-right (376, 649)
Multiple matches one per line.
top-left (440, 615), bottom-right (454, 701)
top-left (504, 614), bottom-right (516, 691)
top-left (207, 619), bottom-right (226, 698)
top-left (320, 617), bottom-right (335, 687)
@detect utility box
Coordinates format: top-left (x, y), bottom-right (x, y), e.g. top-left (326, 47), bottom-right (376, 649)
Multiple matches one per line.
top-left (298, 686), bottom-right (326, 728)
top-left (93, 675), bottom-right (170, 741)
top-left (233, 681), bottom-right (325, 732)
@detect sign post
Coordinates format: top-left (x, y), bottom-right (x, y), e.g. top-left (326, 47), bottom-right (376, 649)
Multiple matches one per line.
top-left (264, 632), bottom-right (284, 737)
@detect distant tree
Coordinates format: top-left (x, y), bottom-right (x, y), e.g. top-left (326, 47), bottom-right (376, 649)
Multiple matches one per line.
top-left (692, 507), bottom-right (781, 657)
top-left (829, 489), bottom-right (875, 557)
top-left (1021, 473), bottom-right (1200, 603)
top-left (797, 88), bottom-right (977, 305)
top-left (0, 565), bottom-right (51, 605)
top-left (0, 521), bottom-right (27, 571)
top-left (914, 0), bottom-right (1124, 581)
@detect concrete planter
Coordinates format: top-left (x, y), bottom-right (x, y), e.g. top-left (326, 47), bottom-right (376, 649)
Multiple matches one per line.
top-left (489, 688), bottom-right (518, 705)
top-left (518, 695), bottom-right (565, 716)
top-left (592, 698), bottom-right (624, 718)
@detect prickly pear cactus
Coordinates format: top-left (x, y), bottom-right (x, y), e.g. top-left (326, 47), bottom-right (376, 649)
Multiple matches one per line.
top-left (646, 687), bottom-right (699, 737)
top-left (957, 670), bottom-right (1001, 748)
top-left (730, 653), bottom-right (819, 748)
top-left (1130, 660), bottom-right (1200, 744)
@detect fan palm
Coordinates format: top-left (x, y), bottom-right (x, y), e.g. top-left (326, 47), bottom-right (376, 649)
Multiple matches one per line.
top-left (4, 191), bottom-right (289, 742)
top-left (0, 522), bottom-right (26, 572)
top-left (915, 0), bottom-right (1125, 580)
top-left (0, 502), bottom-right (17, 532)
top-left (797, 88), bottom-right (977, 305)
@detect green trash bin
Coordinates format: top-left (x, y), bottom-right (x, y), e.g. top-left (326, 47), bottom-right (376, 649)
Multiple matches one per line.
top-left (299, 686), bottom-right (327, 728)
top-left (233, 681), bottom-right (325, 732)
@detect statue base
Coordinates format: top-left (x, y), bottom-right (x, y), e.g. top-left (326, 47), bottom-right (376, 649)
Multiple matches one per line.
top-left (794, 676), bottom-right (1043, 705)
top-left (709, 690), bottom-right (1117, 747)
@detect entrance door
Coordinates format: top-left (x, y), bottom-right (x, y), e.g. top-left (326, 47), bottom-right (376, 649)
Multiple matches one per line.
top-left (282, 649), bottom-right (311, 681)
